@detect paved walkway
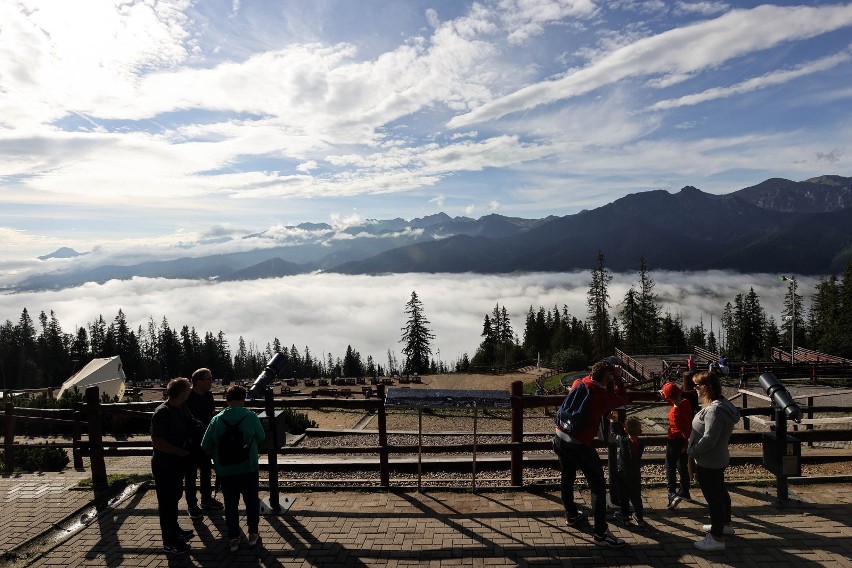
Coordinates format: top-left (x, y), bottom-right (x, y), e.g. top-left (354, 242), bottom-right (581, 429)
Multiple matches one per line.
top-left (2, 472), bottom-right (851, 567)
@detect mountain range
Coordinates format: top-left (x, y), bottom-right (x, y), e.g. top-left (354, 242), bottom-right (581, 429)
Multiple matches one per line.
top-left (18, 174), bottom-right (852, 291)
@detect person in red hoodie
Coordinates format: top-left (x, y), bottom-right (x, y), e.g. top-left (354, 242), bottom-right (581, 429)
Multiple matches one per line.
top-left (553, 360), bottom-right (628, 547)
top-left (659, 381), bottom-right (693, 508)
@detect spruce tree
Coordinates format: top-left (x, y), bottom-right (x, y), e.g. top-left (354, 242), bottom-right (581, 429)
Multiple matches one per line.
top-left (400, 291), bottom-right (435, 375)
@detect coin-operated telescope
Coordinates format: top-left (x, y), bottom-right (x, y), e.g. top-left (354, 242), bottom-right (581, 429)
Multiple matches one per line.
top-left (248, 352), bottom-right (287, 400)
top-left (758, 372), bottom-right (802, 504)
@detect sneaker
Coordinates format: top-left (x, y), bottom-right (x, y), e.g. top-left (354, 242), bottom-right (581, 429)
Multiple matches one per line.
top-left (202, 497), bottom-right (224, 511)
top-left (164, 542), bottom-right (191, 555)
top-left (702, 524), bottom-right (735, 535)
top-left (613, 511), bottom-right (632, 524)
top-left (247, 533), bottom-right (259, 547)
top-left (177, 528), bottom-right (194, 542)
top-left (694, 533), bottom-right (726, 551)
top-left (594, 529), bottom-right (626, 548)
top-left (565, 511), bottom-right (587, 527)
top-left (666, 493), bottom-right (681, 509)
top-left (229, 538), bottom-right (241, 552)
top-left (676, 489), bottom-right (691, 500)
top-left (634, 519), bottom-right (649, 530)
top-left (187, 505), bottom-right (204, 519)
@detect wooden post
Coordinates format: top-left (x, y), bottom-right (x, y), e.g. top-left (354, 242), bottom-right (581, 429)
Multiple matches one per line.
top-left (72, 414), bottom-right (83, 469)
top-left (807, 395), bottom-right (814, 448)
top-left (85, 386), bottom-right (108, 490)
top-left (377, 384), bottom-right (389, 487)
top-left (4, 394), bottom-right (15, 473)
top-left (742, 392), bottom-right (749, 430)
top-left (510, 380), bottom-right (523, 487)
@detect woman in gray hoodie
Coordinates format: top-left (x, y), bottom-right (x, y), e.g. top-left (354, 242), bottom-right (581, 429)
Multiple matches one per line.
top-left (688, 371), bottom-right (740, 552)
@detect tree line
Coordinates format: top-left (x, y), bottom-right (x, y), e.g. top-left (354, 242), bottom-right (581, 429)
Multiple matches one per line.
top-left (468, 255), bottom-right (852, 370)
top-left (4, 259), bottom-right (852, 391)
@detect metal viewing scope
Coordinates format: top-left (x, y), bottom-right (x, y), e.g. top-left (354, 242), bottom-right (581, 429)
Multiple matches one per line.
top-left (758, 372), bottom-right (802, 423)
top-left (248, 352), bottom-right (287, 399)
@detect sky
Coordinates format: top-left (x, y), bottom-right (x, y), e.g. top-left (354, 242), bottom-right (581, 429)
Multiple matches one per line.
top-left (2, 0), bottom-right (852, 267)
top-left (0, 271), bottom-right (813, 372)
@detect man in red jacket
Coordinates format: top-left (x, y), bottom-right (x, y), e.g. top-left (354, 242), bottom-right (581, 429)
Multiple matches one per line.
top-left (553, 360), bottom-right (628, 547)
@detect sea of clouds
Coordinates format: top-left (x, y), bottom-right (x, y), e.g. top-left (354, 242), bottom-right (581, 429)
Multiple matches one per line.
top-left (0, 271), bottom-right (812, 367)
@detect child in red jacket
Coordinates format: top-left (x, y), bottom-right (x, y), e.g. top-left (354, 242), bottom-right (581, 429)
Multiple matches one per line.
top-left (660, 381), bottom-right (693, 508)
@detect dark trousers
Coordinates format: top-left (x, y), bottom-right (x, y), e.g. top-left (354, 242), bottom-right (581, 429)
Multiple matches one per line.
top-left (696, 465), bottom-right (731, 538)
top-left (221, 470), bottom-right (261, 540)
top-left (185, 448), bottom-right (214, 507)
top-left (615, 470), bottom-right (643, 520)
top-left (665, 438), bottom-right (690, 494)
top-left (553, 436), bottom-right (608, 536)
top-left (152, 455), bottom-right (187, 546)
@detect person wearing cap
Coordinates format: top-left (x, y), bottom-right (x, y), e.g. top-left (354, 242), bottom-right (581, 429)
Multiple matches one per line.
top-left (553, 360), bottom-right (629, 548)
top-left (659, 381), bottom-right (693, 508)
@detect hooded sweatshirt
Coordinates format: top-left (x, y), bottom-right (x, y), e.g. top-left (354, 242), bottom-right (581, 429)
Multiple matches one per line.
top-left (687, 397), bottom-right (740, 469)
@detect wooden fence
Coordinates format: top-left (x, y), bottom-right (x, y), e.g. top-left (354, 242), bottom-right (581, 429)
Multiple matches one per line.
top-left (3, 382), bottom-right (851, 490)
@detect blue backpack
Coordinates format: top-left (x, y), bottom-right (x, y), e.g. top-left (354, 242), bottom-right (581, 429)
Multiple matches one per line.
top-left (555, 382), bottom-right (592, 435)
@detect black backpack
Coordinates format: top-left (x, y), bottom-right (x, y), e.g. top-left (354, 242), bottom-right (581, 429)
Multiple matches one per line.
top-left (555, 382), bottom-right (592, 435)
top-left (217, 416), bottom-right (253, 466)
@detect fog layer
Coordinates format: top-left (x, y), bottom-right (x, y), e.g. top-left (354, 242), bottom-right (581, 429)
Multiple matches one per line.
top-left (0, 272), bottom-right (811, 366)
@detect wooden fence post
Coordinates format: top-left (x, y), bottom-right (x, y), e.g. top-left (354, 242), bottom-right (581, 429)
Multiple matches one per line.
top-left (72, 416), bottom-right (83, 469)
top-left (4, 394), bottom-right (14, 473)
top-left (742, 392), bottom-right (749, 430)
top-left (377, 384), bottom-right (389, 488)
top-left (85, 386), bottom-right (108, 490)
top-left (510, 380), bottom-right (523, 487)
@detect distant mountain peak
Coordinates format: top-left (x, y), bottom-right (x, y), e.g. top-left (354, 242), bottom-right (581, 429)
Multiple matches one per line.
top-left (38, 247), bottom-right (85, 260)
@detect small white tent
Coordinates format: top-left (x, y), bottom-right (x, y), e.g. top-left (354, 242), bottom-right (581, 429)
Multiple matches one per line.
top-left (58, 356), bottom-right (126, 400)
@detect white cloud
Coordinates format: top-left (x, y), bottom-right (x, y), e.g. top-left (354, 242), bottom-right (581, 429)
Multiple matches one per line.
top-left (448, 4), bottom-right (852, 127)
top-left (0, 271), bottom-right (814, 372)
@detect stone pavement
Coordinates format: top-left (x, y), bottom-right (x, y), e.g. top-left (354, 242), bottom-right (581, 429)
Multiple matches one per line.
top-left (2, 474), bottom-right (851, 567)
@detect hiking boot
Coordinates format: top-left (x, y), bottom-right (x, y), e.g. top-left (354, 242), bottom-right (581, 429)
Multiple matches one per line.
top-left (229, 537), bottom-right (241, 552)
top-left (565, 511), bottom-right (587, 527)
top-left (694, 533), bottom-right (725, 551)
top-left (594, 529), bottom-right (626, 548)
top-left (202, 497), bottom-right (224, 511)
top-left (187, 505), bottom-right (204, 519)
top-left (164, 542), bottom-right (191, 555)
top-left (247, 533), bottom-right (259, 547)
top-left (702, 524), bottom-right (735, 535)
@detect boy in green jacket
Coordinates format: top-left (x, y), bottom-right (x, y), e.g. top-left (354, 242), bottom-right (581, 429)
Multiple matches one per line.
top-left (201, 385), bottom-right (266, 552)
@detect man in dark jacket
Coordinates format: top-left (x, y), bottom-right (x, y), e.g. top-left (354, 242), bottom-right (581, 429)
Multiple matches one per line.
top-left (553, 360), bottom-right (628, 547)
top-left (184, 367), bottom-right (224, 518)
top-left (151, 377), bottom-right (198, 555)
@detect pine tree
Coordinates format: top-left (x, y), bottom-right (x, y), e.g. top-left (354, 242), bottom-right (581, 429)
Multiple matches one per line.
top-left (587, 251), bottom-right (612, 360)
top-left (400, 291), bottom-right (435, 375)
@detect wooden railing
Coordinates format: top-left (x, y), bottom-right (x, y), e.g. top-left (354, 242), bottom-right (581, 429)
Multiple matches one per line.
top-left (3, 382), bottom-right (851, 490)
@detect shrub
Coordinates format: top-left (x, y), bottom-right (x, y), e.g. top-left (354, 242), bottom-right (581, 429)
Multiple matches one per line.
top-left (0, 446), bottom-right (70, 471)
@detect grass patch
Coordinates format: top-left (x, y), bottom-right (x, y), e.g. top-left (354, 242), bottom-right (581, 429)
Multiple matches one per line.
top-left (77, 473), bottom-right (151, 489)
top-left (523, 373), bottom-right (568, 395)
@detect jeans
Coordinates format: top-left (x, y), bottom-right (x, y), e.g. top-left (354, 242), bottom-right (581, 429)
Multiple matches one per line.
top-left (615, 470), bottom-right (644, 520)
top-left (221, 470), bottom-right (261, 539)
top-left (665, 438), bottom-right (690, 495)
top-left (185, 447), bottom-right (214, 507)
top-left (152, 454), bottom-right (187, 546)
top-left (696, 465), bottom-right (731, 538)
top-left (553, 435), bottom-right (608, 536)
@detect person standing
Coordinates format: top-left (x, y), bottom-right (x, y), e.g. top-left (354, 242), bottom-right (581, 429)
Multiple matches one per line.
top-left (659, 381), bottom-right (693, 508)
top-left (608, 413), bottom-right (647, 528)
top-left (687, 355), bottom-right (696, 372)
top-left (150, 377), bottom-right (198, 555)
top-left (201, 385), bottom-right (266, 552)
top-left (688, 371), bottom-right (740, 552)
top-left (185, 367), bottom-right (224, 518)
top-left (553, 360), bottom-right (628, 547)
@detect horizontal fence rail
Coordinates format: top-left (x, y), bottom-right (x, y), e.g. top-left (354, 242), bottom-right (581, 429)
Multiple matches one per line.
top-left (3, 380), bottom-right (851, 490)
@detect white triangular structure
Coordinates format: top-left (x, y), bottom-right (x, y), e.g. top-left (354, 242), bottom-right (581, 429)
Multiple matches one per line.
top-left (58, 356), bottom-right (126, 400)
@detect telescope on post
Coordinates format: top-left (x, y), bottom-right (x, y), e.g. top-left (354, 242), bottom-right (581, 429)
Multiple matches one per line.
top-left (248, 351), bottom-right (287, 400)
top-left (758, 372), bottom-right (803, 505)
